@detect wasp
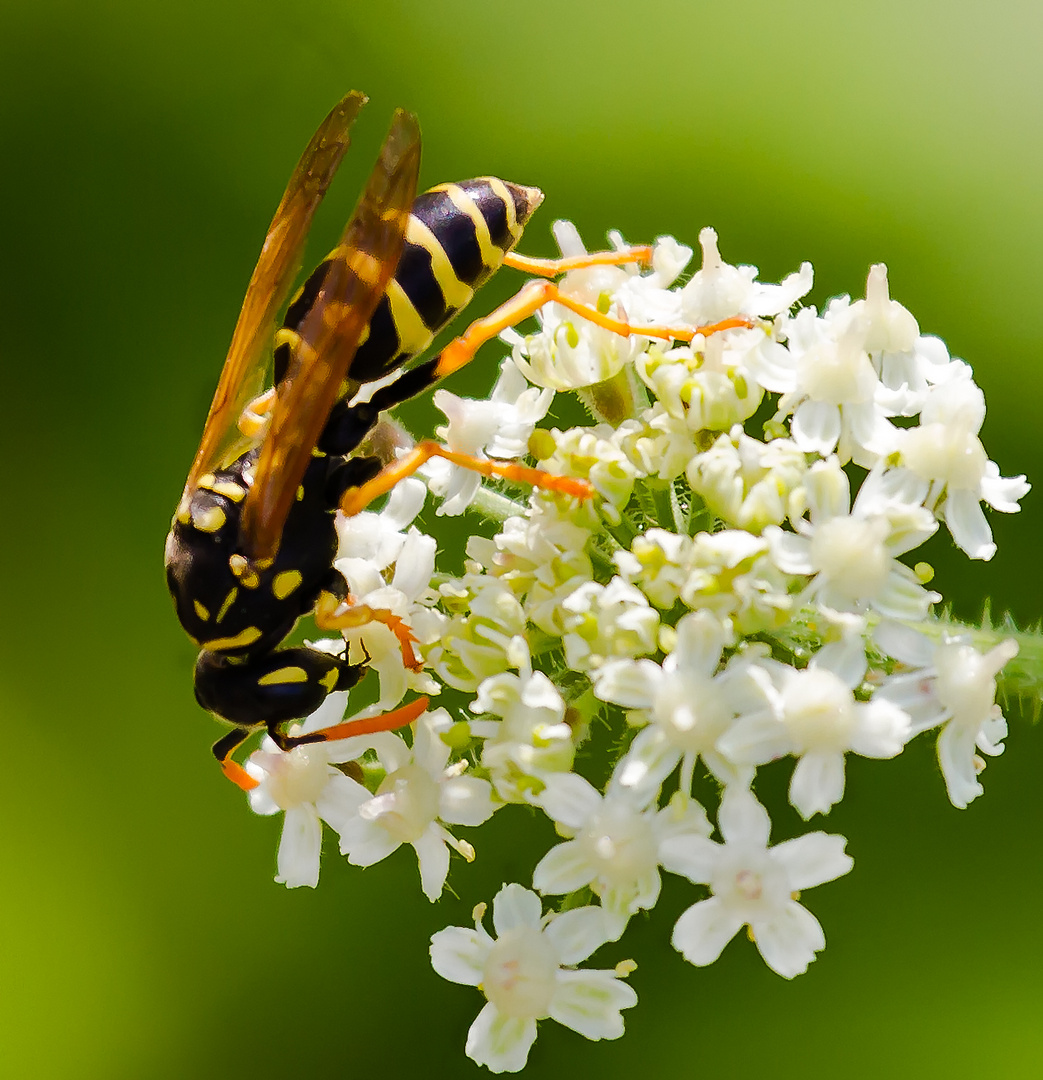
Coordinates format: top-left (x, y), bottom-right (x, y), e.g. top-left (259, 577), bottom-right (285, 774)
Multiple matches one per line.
top-left (165, 92), bottom-right (737, 788)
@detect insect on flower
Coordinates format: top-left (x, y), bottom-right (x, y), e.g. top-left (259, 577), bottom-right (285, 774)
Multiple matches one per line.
top-left (163, 91), bottom-right (736, 789)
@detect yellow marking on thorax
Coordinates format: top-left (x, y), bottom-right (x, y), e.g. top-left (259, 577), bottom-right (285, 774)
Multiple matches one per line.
top-left (441, 183), bottom-right (502, 270)
top-left (193, 599), bottom-right (210, 621)
top-left (203, 626), bottom-right (262, 651)
top-left (216, 587), bottom-right (238, 623)
top-left (272, 569), bottom-right (303, 600)
top-left (257, 666), bottom-right (309, 686)
top-left (192, 505), bottom-right (226, 533)
top-left (320, 668), bottom-right (339, 692)
top-left (229, 554), bottom-right (261, 589)
top-left (385, 278), bottom-right (435, 355)
top-left (406, 216), bottom-right (474, 310)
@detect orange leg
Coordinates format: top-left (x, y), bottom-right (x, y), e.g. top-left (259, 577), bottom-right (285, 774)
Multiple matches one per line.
top-left (314, 589), bottom-right (423, 671)
top-left (221, 754), bottom-right (260, 792)
top-left (339, 251), bottom-right (753, 518)
top-left (431, 279), bottom-right (753, 382)
top-left (340, 440), bottom-right (596, 517)
top-left (218, 696), bottom-right (431, 792)
top-left (502, 245), bottom-right (654, 278)
top-left (290, 695), bottom-right (430, 745)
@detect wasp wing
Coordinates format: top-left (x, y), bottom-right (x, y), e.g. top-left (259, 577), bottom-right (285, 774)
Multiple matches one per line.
top-left (238, 109), bottom-right (422, 564)
top-left (182, 91), bottom-right (368, 499)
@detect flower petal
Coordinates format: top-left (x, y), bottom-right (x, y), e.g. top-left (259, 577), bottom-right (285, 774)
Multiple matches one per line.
top-left (535, 772), bottom-right (602, 829)
top-left (671, 897), bottom-right (743, 966)
top-left (439, 774), bottom-right (497, 827)
top-left (465, 1002), bottom-right (537, 1074)
top-left (413, 827), bottom-right (451, 902)
top-left (944, 489), bottom-right (995, 561)
top-left (492, 883), bottom-right (543, 935)
top-left (275, 805), bottom-right (322, 889)
top-left (533, 840), bottom-right (594, 896)
top-left (544, 907), bottom-right (613, 964)
top-left (718, 785), bottom-right (772, 846)
top-left (772, 831), bottom-right (854, 890)
top-left (548, 969), bottom-right (637, 1040)
top-left (339, 817), bottom-right (400, 866)
top-left (466, 997), bottom-right (539, 1075)
top-left (659, 834), bottom-right (719, 883)
top-left (429, 927), bottom-right (487, 986)
top-left (751, 900), bottom-right (826, 978)
top-left (788, 751), bottom-right (846, 818)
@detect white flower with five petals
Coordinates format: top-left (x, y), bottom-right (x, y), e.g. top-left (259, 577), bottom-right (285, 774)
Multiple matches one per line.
top-left (768, 456), bottom-right (939, 620)
top-left (430, 883), bottom-right (637, 1073)
top-left (661, 786), bottom-right (854, 978)
top-left (532, 771), bottom-right (711, 936)
top-left (592, 611), bottom-right (752, 797)
top-left (717, 635), bottom-right (910, 818)
top-left (875, 622), bottom-right (1018, 808)
top-left (244, 693), bottom-right (393, 889)
top-left (337, 709), bottom-right (496, 900)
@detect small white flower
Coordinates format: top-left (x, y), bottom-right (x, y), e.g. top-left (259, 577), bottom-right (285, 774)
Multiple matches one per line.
top-left (892, 375), bottom-right (1030, 560)
top-left (470, 641), bottom-right (575, 803)
top-left (427, 358), bottom-right (554, 516)
top-left (427, 576), bottom-right (528, 691)
top-left (717, 637), bottom-right (911, 818)
top-left (430, 883), bottom-right (637, 1073)
top-left (337, 709), bottom-right (496, 900)
top-left (244, 693), bottom-right (392, 889)
top-left (333, 523), bottom-right (439, 707)
top-left (768, 456), bottom-right (939, 620)
top-left (679, 529), bottom-right (794, 636)
top-left (612, 528), bottom-right (692, 609)
top-left (334, 477), bottom-right (427, 567)
top-left (532, 771), bottom-right (711, 935)
top-left (686, 425), bottom-right (808, 533)
top-left (680, 227), bottom-right (813, 323)
top-left (844, 264), bottom-right (954, 416)
top-left (541, 425), bottom-right (641, 517)
top-left (662, 786), bottom-right (854, 978)
top-left (758, 302), bottom-right (898, 467)
top-left (469, 500), bottom-right (595, 636)
top-left (561, 576), bottom-right (660, 671)
top-left (635, 335), bottom-right (766, 435)
top-left (593, 610), bottom-right (750, 795)
top-left (506, 222), bottom-right (646, 392)
top-left (875, 622), bottom-right (1018, 808)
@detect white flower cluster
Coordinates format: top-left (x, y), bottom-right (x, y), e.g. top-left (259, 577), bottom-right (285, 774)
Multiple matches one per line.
top-left (240, 224), bottom-right (1027, 1072)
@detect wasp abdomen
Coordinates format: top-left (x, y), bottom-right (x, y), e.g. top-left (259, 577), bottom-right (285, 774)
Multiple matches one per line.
top-left (274, 178), bottom-right (542, 388)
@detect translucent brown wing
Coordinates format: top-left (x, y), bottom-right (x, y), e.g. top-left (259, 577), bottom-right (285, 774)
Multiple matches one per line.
top-left (182, 91), bottom-right (368, 499)
top-left (238, 109), bottom-right (422, 564)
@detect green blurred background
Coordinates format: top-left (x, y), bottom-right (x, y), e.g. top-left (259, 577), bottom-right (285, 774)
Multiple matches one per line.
top-left (2, 0), bottom-right (1041, 1076)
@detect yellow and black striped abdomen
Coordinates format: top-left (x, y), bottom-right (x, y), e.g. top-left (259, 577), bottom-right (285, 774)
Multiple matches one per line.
top-left (274, 177), bottom-right (542, 387)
